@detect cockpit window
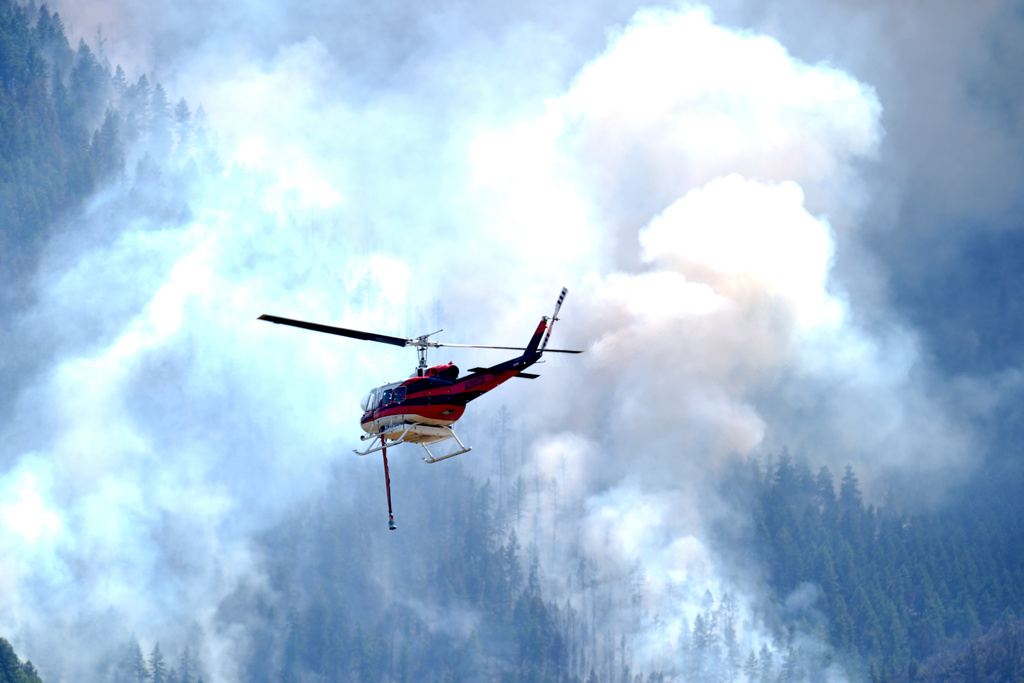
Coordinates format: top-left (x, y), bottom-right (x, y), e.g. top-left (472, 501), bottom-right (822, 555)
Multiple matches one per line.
top-left (361, 385), bottom-right (406, 413)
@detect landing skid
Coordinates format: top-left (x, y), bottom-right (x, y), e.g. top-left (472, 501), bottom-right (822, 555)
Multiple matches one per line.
top-left (355, 423), bottom-right (473, 529)
top-left (353, 423), bottom-right (473, 462)
top-left (418, 429), bottom-right (472, 463)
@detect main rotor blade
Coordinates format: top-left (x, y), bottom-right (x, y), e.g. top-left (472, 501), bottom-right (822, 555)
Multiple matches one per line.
top-left (258, 315), bottom-right (409, 348)
top-left (259, 315), bottom-right (584, 353)
top-left (436, 343), bottom-right (584, 354)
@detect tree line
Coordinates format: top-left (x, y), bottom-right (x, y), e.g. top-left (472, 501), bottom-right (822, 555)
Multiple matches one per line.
top-left (109, 640), bottom-right (203, 683)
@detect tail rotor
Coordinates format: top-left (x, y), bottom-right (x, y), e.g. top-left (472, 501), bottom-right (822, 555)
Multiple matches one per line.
top-left (539, 287), bottom-right (568, 353)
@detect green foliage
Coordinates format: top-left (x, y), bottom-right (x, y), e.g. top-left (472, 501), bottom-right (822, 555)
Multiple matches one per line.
top-left (747, 456), bottom-right (1024, 679)
top-left (0, 638), bottom-right (42, 683)
top-left (0, 3), bottom-right (111, 300)
top-left (0, 2), bottom-right (197, 311)
top-left (887, 617), bottom-right (1024, 683)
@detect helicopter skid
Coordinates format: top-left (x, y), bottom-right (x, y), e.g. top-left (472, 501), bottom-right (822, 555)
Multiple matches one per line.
top-left (353, 422), bottom-right (473, 463)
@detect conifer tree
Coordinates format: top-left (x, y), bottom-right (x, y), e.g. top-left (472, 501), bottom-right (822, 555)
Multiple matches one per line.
top-left (111, 64), bottom-right (128, 103)
top-left (177, 646), bottom-right (194, 683)
top-left (123, 638), bottom-right (149, 683)
top-left (149, 644), bottom-right (167, 683)
top-left (174, 98), bottom-right (192, 147)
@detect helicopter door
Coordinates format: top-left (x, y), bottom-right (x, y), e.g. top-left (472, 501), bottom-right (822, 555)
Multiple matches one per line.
top-left (362, 387), bottom-right (383, 412)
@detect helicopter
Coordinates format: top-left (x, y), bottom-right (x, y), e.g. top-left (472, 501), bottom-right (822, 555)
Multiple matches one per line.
top-left (258, 287), bottom-right (582, 529)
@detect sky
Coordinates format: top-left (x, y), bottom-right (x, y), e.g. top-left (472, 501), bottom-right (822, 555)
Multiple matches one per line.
top-left (4, 0), bottom-right (1024, 680)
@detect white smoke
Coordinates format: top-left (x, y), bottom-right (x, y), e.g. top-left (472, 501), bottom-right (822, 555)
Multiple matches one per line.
top-left (475, 5), bottom-right (974, 678)
top-left (1, 0), bottom-right (1004, 681)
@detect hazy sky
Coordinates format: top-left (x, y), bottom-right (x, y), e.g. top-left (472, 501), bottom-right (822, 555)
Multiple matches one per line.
top-left (4, 0), bottom-right (1024, 679)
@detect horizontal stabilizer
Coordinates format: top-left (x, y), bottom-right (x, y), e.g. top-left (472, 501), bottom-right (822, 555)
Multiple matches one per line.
top-left (469, 367), bottom-right (540, 379)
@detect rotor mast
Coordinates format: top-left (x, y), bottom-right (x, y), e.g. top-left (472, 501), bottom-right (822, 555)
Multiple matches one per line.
top-left (409, 330), bottom-right (443, 376)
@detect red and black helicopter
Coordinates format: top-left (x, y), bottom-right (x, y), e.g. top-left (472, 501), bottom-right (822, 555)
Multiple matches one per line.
top-left (259, 288), bottom-right (581, 529)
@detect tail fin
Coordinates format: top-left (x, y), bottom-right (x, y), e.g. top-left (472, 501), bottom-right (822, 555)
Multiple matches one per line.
top-left (525, 318), bottom-right (548, 355)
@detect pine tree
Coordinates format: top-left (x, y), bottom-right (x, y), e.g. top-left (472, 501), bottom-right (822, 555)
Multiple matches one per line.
top-left (743, 651), bottom-right (759, 682)
top-left (70, 38), bottom-right (108, 126)
top-left (149, 643), bottom-right (167, 683)
top-left (177, 646), bottom-right (194, 683)
top-left (91, 107), bottom-right (123, 179)
top-left (123, 638), bottom-right (149, 683)
top-left (173, 97), bottom-right (192, 148)
top-left (111, 64), bottom-right (128, 104)
top-left (758, 644), bottom-right (775, 683)
top-left (150, 83), bottom-right (171, 130)
top-left (839, 465), bottom-right (862, 513)
top-left (720, 592), bottom-right (740, 681)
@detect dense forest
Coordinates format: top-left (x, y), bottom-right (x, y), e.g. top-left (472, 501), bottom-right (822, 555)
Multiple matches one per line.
top-left (733, 454), bottom-right (1024, 682)
top-left (5, 449), bottom-right (1024, 683)
top-left (0, 0), bottom-right (116, 267)
top-left (86, 456), bottom-right (1023, 683)
top-left (2, 2), bottom-right (1024, 682)
top-left (0, 0), bottom-right (203, 311)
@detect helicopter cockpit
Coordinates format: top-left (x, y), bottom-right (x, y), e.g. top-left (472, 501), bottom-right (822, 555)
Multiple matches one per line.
top-left (361, 384), bottom-right (409, 412)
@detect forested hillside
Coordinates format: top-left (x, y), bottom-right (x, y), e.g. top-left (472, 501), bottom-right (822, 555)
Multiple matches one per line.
top-left (83, 457), bottom-right (1024, 683)
top-left (736, 454), bottom-right (1024, 682)
top-left (0, 0), bottom-right (199, 310)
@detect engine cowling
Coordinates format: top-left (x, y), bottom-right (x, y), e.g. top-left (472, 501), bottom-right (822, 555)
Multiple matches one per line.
top-left (423, 362), bottom-right (459, 381)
